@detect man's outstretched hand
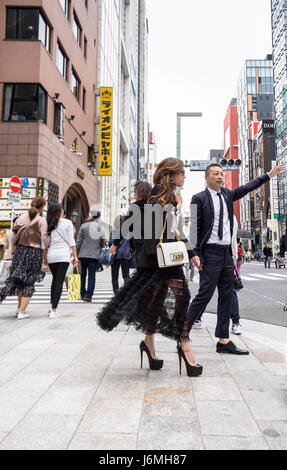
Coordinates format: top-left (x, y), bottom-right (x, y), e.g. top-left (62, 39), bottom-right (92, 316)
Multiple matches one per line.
top-left (268, 165), bottom-right (285, 179)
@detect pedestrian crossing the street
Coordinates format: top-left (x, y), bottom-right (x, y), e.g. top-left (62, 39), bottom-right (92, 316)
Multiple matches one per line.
top-left (241, 272), bottom-right (287, 282)
top-left (1, 274), bottom-right (115, 306)
top-left (191, 271), bottom-right (287, 283)
top-left (1, 268), bottom-right (287, 305)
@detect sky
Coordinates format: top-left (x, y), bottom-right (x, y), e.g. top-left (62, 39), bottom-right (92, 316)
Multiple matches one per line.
top-left (146, 0), bottom-right (272, 214)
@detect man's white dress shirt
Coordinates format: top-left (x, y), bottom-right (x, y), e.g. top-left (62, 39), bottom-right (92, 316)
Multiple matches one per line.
top-left (207, 188), bottom-right (231, 246)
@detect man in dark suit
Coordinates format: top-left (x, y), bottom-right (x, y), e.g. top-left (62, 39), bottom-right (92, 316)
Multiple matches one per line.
top-left (188, 163), bottom-right (285, 355)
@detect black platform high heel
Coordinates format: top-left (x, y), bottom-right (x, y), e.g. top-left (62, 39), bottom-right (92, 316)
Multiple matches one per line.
top-left (178, 346), bottom-right (203, 377)
top-left (139, 341), bottom-right (164, 370)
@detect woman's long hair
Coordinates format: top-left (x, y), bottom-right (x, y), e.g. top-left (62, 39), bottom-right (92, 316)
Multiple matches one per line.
top-left (28, 196), bottom-right (46, 221)
top-left (151, 157), bottom-right (184, 207)
top-left (47, 203), bottom-right (63, 235)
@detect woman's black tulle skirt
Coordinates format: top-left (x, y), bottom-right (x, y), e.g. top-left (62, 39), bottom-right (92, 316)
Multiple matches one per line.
top-left (97, 266), bottom-right (191, 342)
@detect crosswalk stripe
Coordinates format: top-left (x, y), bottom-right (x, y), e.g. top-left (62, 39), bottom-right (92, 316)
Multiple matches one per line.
top-left (266, 273), bottom-right (287, 279)
top-left (1, 276), bottom-right (115, 305)
top-left (250, 274), bottom-right (285, 280)
top-left (241, 275), bottom-right (259, 281)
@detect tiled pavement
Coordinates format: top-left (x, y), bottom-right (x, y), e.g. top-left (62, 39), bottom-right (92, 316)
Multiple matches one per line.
top-left (0, 297), bottom-right (286, 450)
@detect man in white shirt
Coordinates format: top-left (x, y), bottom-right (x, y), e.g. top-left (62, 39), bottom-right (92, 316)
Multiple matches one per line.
top-left (187, 163), bottom-right (285, 355)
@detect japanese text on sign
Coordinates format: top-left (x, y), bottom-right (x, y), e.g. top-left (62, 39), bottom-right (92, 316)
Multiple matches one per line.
top-left (99, 87), bottom-right (113, 176)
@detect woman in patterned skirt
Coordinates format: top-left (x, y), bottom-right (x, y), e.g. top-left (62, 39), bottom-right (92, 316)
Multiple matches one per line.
top-left (0, 196), bottom-right (49, 319)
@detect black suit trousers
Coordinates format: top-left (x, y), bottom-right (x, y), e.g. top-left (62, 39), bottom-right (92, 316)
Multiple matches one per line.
top-left (187, 245), bottom-right (234, 339)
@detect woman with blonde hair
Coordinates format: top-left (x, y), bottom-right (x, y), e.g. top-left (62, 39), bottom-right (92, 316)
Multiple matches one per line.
top-left (97, 157), bottom-right (202, 377)
top-left (0, 196), bottom-right (49, 319)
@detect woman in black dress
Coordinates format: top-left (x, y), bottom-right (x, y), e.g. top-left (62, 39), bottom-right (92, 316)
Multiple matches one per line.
top-left (97, 158), bottom-right (202, 376)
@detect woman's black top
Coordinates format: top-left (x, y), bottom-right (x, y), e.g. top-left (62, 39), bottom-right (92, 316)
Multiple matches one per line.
top-left (138, 185), bottom-right (195, 269)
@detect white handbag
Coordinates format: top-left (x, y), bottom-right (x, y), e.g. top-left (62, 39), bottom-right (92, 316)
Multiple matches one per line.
top-left (157, 214), bottom-right (189, 268)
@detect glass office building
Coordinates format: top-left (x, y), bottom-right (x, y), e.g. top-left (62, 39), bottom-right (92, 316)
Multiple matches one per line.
top-left (237, 57), bottom-right (274, 231)
top-left (271, 0), bottom-right (287, 221)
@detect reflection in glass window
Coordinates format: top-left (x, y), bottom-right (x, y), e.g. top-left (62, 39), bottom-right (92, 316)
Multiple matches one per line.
top-left (38, 13), bottom-right (50, 51)
top-left (71, 69), bottom-right (80, 100)
top-left (59, 0), bottom-right (69, 17)
top-left (84, 36), bottom-right (87, 59)
top-left (54, 102), bottom-right (65, 138)
top-left (82, 87), bottom-right (86, 111)
top-left (6, 8), bottom-right (50, 51)
top-left (56, 43), bottom-right (68, 80)
top-left (3, 83), bottom-right (47, 122)
top-left (72, 12), bottom-right (81, 46)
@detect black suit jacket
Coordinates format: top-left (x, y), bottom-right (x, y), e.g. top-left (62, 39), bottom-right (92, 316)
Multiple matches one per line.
top-left (191, 173), bottom-right (270, 261)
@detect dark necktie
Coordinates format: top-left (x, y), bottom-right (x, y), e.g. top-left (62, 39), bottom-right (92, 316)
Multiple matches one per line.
top-left (217, 193), bottom-right (223, 241)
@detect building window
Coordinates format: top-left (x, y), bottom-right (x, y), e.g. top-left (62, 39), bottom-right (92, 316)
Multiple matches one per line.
top-left (6, 8), bottom-right (51, 52)
top-left (3, 83), bottom-right (47, 122)
top-left (59, 0), bottom-right (69, 18)
top-left (71, 68), bottom-right (80, 100)
top-left (84, 36), bottom-right (87, 59)
top-left (85, 0), bottom-right (88, 8)
top-left (82, 87), bottom-right (86, 112)
top-left (72, 12), bottom-right (81, 46)
top-left (54, 102), bottom-right (65, 140)
top-left (38, 13), bottom-right (50, 51)
top-left (56, 42), bottom-right (68, 80)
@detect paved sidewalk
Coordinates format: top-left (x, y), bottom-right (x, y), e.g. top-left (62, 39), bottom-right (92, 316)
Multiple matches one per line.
top-left (0, 296), bottom-right (286, 449)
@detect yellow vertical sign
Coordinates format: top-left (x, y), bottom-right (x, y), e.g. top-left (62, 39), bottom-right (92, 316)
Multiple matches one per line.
top-left (99, 87), bottom-right (113, 176)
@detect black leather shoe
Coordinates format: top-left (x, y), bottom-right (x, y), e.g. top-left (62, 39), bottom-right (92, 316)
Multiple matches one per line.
top-left (85, 297), bottom-right (92, 303)
top-left (216, 341), bottom-right (249, 355)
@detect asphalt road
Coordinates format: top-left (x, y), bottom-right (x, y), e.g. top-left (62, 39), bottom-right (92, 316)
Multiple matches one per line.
top-left (189, 260), bottom-right (287, 328)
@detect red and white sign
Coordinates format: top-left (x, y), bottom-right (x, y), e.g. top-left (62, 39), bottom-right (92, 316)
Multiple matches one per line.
top-left (9, 176), bottom-right (21, 194)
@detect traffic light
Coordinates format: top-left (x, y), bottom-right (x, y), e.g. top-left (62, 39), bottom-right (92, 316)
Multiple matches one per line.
top-left (220, 159), bottom-right (242, 169)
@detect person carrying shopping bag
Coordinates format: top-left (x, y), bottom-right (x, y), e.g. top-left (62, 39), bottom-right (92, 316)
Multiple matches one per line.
top-left (46, 203), bottom-right (78, 319)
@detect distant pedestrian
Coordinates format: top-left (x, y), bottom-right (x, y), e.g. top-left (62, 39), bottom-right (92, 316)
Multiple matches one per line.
top-left (112, 181), bottom-right (152, 267)
top-left (237, 240), bottom-right (243, 276)
top-left (0, 197), bottom-right (49, 319)
top-left (274, 244), bottom-right (280, 268)
top-left (244, 249), bottom-right (251, 263)
top-left (231, 217), bottom-right (243, 335)
top-left (280, 231), bottom-right (286, 260)
top-left (76, 210), bottom-right (105, 302)
top-left (3, 217), bottom-right (19, 261)
top-left (263, 243), bottom-right (272, 269)
top-left (46, 203), bottom-right (78, 319)
top-left (0, 216), bottom-right (18, 282)
top-left (109, 216), bottom-right (131, 293)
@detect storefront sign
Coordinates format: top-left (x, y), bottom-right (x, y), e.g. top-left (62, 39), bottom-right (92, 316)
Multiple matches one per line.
top-left (0, 220), bottom-right (12, 229)
top-left (8, 193), bottom-right (21, 207)
top-left (99, 87), bottom-right (113, 176)
top-left (262, 120), bottom-right (275, 133)
top-left (119, 175), bottom-right (129, 214)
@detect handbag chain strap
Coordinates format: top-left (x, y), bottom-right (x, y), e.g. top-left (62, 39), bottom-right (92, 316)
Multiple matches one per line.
top-left (159, 214), bottom-right (181, 244)
top-left (55, 228), bottom-right (70, 247)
